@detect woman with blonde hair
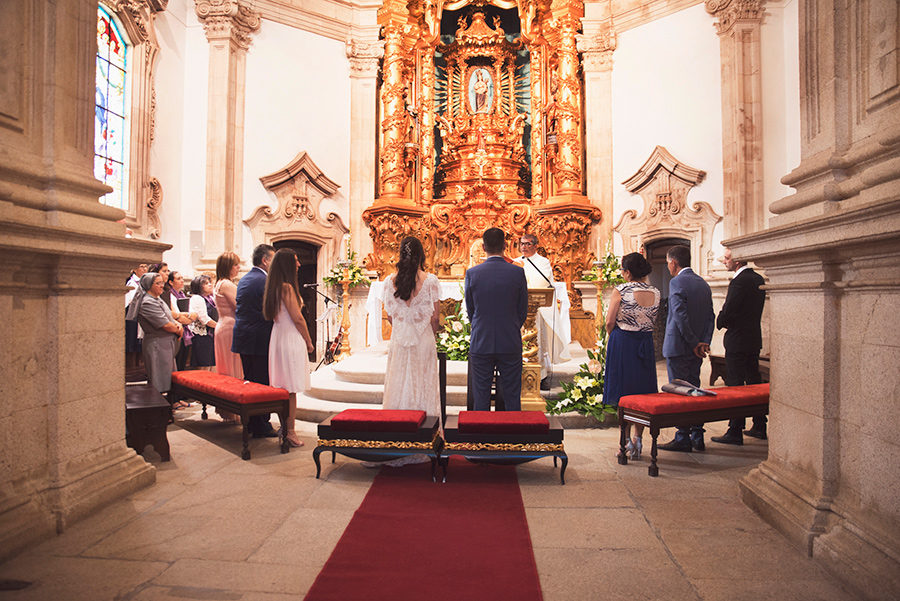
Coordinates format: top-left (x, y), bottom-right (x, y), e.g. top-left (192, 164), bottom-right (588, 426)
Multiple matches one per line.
top-left (214, 251), bottom-right (243, 424)
top-left (263, 248), bottom-right (314, 447)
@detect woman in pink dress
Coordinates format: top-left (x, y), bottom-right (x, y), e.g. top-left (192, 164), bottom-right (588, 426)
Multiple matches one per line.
top-left (214, 251), bottom-right (243, 424)
top-left (263, 248), bottom-right (314, 447)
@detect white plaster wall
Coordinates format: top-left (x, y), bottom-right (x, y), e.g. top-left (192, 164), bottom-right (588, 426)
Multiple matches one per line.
top-left (151, 0), bottom-right (195, 273)
top-left (611, 3), bottom-right (724, 255)
top-left (761, 0), bottom-right (801, 214)
top-left (242, 20), bottom-right (352, 255)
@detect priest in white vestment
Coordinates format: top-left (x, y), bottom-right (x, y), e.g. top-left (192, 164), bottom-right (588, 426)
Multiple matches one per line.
top-left (515, 234), bottom-right (570, 384)
top-left (516, 233), bottom-right (553, 288)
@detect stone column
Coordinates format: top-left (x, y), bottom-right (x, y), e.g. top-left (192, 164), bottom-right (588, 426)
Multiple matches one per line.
top-left (578, 3), bottom-right (616, 254)
top-left (194, 0), bottom-right (260, 268)
top-left (346, 34), bottom-right (384, 262)
top-left (707, 0), bottom-right (765, 237)
top-left (729, 1), bottom-right (900, 599)
top-left (0, 0), bottom-right (162, 561)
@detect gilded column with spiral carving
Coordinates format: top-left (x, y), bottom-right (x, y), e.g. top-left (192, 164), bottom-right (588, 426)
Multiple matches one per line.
top-left (377, 5), bottom-right (411, 202)
top-left (420, 48), bottom-right (436, 204)
top-left (552, 12), bottom-right (584, 197)
top-left (529, 43), bottom-right (546, 203)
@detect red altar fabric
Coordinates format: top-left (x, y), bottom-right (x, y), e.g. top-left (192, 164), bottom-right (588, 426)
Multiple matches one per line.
top-left (330, 409), bottom-right (426, 433)
top-left (171, 370), bottom-right (289, 403)
top-left (620, 383), bottom-right (770, 414)
top-left (458, 410), bottom-right (550, 434)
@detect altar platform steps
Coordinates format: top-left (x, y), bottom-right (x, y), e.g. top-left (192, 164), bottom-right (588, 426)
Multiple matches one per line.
top-left (295, 341), bottom-right (588, 424)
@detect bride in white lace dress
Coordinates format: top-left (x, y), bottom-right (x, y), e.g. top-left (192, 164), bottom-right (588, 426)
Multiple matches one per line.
top-left (382, 236), bottom-right (442, 418)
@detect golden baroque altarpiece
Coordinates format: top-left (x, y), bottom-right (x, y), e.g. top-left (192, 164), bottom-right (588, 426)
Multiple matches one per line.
top-left (362, 0), bottom-right (601, 299)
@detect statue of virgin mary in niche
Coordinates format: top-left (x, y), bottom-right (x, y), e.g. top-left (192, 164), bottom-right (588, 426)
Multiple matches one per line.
top-left (469, 68), bottom-right (493, 114)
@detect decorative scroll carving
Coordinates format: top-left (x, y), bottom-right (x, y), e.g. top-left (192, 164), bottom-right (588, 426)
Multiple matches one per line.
top-left (705, 0), bottom-right (764, 34)
top-left (361, 206), bottom-right (430, 276)
top-left (534, 203), bottom-right (602, 306)
top-left (146, 177), bottom-right (162, 239)
top-left (195, 0), bottom-right (261, 48)
top-left (576, 28), bottom-right (616, 72)
top-left (247, 151), bottom-right (348, 270)
top-left (615, 146), bottom-right (721, 276)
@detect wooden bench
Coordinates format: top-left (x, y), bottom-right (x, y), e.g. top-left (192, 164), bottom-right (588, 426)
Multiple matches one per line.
top-left (126, 383), bottom-right (171, 461)
top-left (618, 383), bottom-right (770, 477)
top-left (314, 409), bottom-right (442, 480)
top-left (170, 370), bottom-right (291, 460)
top-left (441, 411), bottom-right (568, 484)
top-left (708, 354), bottom-right (770, 386)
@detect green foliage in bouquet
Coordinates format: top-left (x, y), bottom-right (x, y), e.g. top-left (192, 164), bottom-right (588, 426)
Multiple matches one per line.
top-left (322, 251), bottom-right (370, 289)
top-left (545, 349), bottom-right (617, 422)
top-left (435, 302), bottom-right (470, 361)
top-left (583, 243), bottom-right (626, 287)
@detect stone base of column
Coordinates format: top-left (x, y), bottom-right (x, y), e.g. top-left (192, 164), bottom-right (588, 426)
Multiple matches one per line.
top-left (740, 462), bottom-right (900, 601)
top-left (0, 445), bottom-right (155, 563)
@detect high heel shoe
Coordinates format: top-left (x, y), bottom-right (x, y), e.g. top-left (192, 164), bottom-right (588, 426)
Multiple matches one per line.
top-left (284, 432), bottom-right (304, 448)
top-left (630, 437), bottom-right (642, 460)
top-left (619, 438), bottom-right (635, 459)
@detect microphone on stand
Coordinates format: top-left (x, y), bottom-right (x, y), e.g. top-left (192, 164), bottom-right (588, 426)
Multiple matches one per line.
top-left (303, 283), bottom-right (319, 288)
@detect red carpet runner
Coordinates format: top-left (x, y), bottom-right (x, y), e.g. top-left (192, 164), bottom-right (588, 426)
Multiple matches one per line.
top-left (304, 458), bottom-right (543, 601)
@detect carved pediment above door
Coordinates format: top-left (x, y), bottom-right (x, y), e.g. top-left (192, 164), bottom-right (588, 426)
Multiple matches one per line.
top-left (614, 146), bottom-right (721, 276)
top-left (246, 152), bottom-right (349, 271)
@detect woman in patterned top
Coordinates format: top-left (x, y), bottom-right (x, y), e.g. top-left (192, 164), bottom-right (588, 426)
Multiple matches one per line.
top-left (604, 252), bottom-right (660, 459)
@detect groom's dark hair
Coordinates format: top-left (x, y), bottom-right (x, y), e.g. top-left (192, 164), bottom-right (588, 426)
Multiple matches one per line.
top-left (482, 228), bottom-right (506, 255)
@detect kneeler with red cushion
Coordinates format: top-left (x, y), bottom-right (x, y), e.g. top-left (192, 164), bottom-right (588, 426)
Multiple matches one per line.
top-left (170, 370), bottom-right (291, 460)
top-left (441, 411), bottom-right (568, 484)
top-left (314, 409), bottom-right (442, 481)
top-left (618, 383), bottom-right (770, 477)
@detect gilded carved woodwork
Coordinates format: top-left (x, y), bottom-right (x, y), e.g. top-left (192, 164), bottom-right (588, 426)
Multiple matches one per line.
top-left (615, 146), bottom-right (722, 276)
top-left (364, 0), bottom-right (599, 292)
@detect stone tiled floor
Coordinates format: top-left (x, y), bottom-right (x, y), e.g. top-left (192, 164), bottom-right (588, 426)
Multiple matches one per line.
top-left (0, 409), bottom-right (858, 601)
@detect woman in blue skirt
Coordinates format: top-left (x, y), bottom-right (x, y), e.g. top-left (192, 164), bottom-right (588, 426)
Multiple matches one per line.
top-left (603, 252), bottom-right (660, 459)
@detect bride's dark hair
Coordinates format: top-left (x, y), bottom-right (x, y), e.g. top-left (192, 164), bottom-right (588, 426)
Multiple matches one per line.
top-left (393, 236), bottom-right (426, 301)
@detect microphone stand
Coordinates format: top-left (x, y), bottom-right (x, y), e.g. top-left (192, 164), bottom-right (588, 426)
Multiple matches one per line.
top-left (524, 255), bottom-right (556, 388)
top-left (307, 285), bottom-right (339, 371)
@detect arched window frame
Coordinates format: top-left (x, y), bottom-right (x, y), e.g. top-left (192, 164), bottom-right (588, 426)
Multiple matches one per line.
top-left (98, 0), bottom-right (168, 239)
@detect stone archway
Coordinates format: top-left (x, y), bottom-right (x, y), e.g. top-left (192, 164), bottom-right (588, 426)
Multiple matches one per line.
top-left (614, 146), bottom-right (721, 277)
top-left (245, 152), bottom-right (349, 356)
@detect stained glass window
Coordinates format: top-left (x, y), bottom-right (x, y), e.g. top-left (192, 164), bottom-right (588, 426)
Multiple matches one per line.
top-left (95, 6), bottom-right (130, 210)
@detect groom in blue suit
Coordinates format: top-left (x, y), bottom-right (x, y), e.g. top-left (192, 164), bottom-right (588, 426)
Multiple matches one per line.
top-left (659, 244), bottom-right (715, 452)
top-left (232, 244), bottom-right (277, 437)
top-left (465, 228), bottom-right (529, 411)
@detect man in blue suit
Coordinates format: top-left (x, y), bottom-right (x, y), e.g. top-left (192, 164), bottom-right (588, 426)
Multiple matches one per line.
top-left (232, 243), bottom-right (277, 437)
top-left (465, 228), bottom-right (529, 411)
top-left (659, 244), bottom-right (715, 452)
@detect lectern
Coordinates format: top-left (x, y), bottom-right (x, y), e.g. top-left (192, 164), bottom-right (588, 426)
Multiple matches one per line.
top-left (521, 288), bottom-right (555, 411)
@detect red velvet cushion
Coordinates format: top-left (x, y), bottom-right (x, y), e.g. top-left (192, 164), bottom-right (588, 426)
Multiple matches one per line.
top-left (619, 383), bottom-right (770, 414)
top-left (457, 411), bottom-right (550, 434)
top-left (331, 409), bottom-right (427, 433)
top-left (171, 370), bottom-right (289, 404)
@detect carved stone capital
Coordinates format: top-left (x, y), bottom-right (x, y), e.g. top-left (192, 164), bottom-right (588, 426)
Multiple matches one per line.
top-left (194, 0), bottom-right (261, 49)
top-left (705, 0), bottom-right (765, 35)
top-left (577, 30), bottom-right (616, 72)
top-left (346, 39), bottom-right (384, 78)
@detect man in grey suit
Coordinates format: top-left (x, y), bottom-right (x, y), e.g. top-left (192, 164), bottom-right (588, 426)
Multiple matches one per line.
top-left (659, 245), bottom-right (715, 452)
top-left (465, 228), bottom-right (529, 411)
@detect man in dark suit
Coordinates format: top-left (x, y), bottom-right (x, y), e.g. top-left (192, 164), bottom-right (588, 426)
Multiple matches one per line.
top-left (711, 247), bottom-right (767, 444)
top-left (659, 245), bottom-right (715, 452)
top-left (465, 228), bottom-right (529, 411)
top-left (232, 243), bottom-right (277, 437)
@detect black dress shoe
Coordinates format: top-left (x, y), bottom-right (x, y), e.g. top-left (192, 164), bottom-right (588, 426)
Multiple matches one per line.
top-left (711, 432), bottom-right (744, 445)
top-left (691, 437), bottom-right (706, 452)
top-left (744, 427), bottom-right (767, 440)
top-left (658, 439), bottom-right (692, 452)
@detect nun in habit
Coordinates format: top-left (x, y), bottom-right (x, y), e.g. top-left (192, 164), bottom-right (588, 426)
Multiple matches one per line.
top-left (126, 272), bottom-right (184, 394)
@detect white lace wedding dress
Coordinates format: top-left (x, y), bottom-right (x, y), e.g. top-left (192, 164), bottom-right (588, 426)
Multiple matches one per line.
top-left (381, 273), bottom-right (441, 418)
